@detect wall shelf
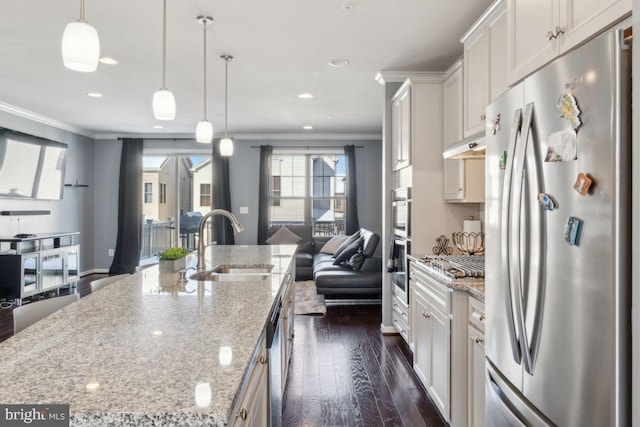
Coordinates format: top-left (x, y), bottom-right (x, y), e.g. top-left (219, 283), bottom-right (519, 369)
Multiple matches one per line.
top-left (0, 210), bottom-right (51, 216)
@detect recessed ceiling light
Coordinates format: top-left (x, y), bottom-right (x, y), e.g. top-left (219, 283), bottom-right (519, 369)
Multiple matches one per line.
top-left (297, 93), bottom-right (314, 99)
top-left (342, 4), bottom-right (355, 11)
top-left (85, 382), bottom-right (100, 391)
top-left (153, 125), bottom-right (164, 129)
top-left (329, 58), bottom-right (350, 67)
top-left (87, 92), bottom-right (102, 98)
top-left (152, 330), bottom-right (163, 336)
top-left (99, 57), bottom-right (119, 65)
top-left (303, 125), bottom-right (313, 130)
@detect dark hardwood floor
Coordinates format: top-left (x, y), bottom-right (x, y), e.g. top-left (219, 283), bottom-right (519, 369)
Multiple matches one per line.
top-left (1, 279), bottom-right (446, 427)
top-left (283, 305), bottom-right (447, 427)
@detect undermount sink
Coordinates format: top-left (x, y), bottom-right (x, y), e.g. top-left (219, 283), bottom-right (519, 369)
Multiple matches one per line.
top-left (189, 264), bottom-right (274, 282)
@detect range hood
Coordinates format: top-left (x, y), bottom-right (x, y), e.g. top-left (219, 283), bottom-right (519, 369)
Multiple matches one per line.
top-left (443, 131), bottom-right (486, 159)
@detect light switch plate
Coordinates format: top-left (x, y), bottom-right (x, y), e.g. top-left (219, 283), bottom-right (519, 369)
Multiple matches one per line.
top-left (239, 207), bottom-right (249, 214)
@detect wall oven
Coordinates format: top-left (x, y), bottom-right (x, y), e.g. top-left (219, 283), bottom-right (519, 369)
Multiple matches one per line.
top-left (391, 188), bottom-right (411, 239)
top-left (389, 237), bottom-right (410, 304)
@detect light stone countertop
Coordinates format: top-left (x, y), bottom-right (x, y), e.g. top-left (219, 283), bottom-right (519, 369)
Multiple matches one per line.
top-left (0, 244), bottom-right (296, 426)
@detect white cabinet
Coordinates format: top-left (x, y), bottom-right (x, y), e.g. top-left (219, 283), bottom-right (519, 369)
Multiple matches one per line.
top-left (391, 85), bottom-right (411, 171)
top-left (461, 0), bottom-right (507, 137)
top-left (467, 297), bottom-right (486, 427)
top-left (0, 233), bottom-right (80, 302)
top-left (392, 292), bottom-right (410, 345)
top-left (507, 0), bottom-right (631, 84)
top-left (410, 264), bottom-right (452, 422)
top-left (280, 273), bottom-right (295, 393)
top-left (231, 333), bottom-right (269, 427)
top-left (442, 62), bottom-right (486, 204)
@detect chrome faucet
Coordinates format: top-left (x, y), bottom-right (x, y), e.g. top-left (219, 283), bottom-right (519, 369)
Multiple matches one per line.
top-left (196, 209), bottom-right (244, 273)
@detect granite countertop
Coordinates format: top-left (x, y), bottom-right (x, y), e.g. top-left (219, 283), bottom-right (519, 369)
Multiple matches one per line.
top-left (0, 244), bottom-right (296, 426)
top-left (408, 254), bottom-right (485, 302)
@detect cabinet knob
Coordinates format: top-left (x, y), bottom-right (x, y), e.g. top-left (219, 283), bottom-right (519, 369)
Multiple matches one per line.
top-left (236, 408), bottom-right (248, 420)
top-left (546, 30), bottom-right (556, 41)
top-left (473, 336), bottom-right (484, 345)
top-left (480, 114), bottom-right (486, 121)
top-left (555, 26), bottom-right (565, 37)
top-left (457, 187), bottom-right (463, 192)
top-left (422, 312), bottom-right (431, 319)
top-left (258, 354), bottom-right (267, 364)
top-left (479, 315), bottom-right (485, 322)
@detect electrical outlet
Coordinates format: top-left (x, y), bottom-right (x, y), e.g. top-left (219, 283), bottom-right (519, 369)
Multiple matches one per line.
top-left (108, 249), bottom-right (115, 257)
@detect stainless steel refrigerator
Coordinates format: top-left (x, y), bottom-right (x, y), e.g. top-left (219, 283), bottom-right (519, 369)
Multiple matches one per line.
top-left (484, 25), bottom-right (631, 426)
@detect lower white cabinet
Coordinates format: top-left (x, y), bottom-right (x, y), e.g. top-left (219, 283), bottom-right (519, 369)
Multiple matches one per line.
top-left (467, 296), bottom-right (486, 427)
top-left (231, 333), bottom-right (269, 427)
top-left (392, 293), bottom-right (411, 346)
top-left (410, 266), bottom-right (452, 422)
top-left (280, 273), bottom-right (295, 393)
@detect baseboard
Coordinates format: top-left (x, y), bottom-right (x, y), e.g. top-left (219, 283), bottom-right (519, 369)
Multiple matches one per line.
top-left (325, 298), bottom-right (382, 306)
top-left (380, 324), bottom-right (399, 335)
top-left (81, 269), bottom-right (109, 277)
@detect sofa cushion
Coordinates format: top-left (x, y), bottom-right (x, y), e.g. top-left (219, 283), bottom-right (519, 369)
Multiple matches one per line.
top-left (346, 252), bottom-right (365, 271)
top-left (360, 228), bottom-right (381, 257)
top-left (333, 237), bottom-right (363, 265)
top-left (319, 235), bottom-right (348, 254)
top-left (333, 231), bottom-right (361, 259)
top-left (266, 226), bottom-right (302, 245)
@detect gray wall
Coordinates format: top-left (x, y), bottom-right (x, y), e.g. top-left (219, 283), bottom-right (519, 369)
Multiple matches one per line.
top-left (0, 111), bottom-right (96, 274)
top-left (228, 139), bottom-right (383, 246)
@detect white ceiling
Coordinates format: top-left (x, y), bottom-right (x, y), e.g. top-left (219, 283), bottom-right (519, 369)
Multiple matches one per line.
top-left (0, 0), bottom-right (492, 139)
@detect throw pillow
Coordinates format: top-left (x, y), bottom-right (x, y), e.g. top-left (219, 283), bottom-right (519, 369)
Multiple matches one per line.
top-left (319, 235), bottom-right (349, 254)
top-left (333, 237), bottom-right (364, 265)
top-left (332, 230), bottom-right (361, 260)
top-left (266, 226), bottom-right (303, 245)
top-left (346, 251), bottom-right (365, 271)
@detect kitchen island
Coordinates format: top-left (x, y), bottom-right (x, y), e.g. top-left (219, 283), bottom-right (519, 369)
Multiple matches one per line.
top-left (0, 244), bottom-right (296, 426)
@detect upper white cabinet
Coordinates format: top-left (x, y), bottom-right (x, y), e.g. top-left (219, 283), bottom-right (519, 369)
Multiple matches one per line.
top-left (507, 0), bottom-right (631, 84)
top-left (461, 0), bottom-right (507, 137)
top-left (442, 62), bottom-right (465, 201)
top-left (391, 85), bottom-right (412, 171)
top-left (442, 62), bottom-right (486, 204)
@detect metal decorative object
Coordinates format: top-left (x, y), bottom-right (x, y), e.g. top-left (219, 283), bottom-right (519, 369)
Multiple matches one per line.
top-left (451, 232), bottom-right (485, 255)
top-left (432, 235), bottom-right (453, 255)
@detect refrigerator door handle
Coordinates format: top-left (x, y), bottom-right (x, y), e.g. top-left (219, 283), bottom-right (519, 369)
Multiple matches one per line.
top-left (501, 108), bottom-right (523, 364)
top-left (510, 103), bottom-right (534, 374)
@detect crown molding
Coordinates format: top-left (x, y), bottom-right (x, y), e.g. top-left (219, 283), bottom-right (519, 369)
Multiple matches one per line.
top-left (95, 132), bottom-right (382, 141)
top-left (375, 71), bottom-right (443, 85)
top-left (0, 101), bottom-right (96, 139)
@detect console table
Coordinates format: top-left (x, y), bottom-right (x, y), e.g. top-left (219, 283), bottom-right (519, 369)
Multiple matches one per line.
top-left (0, 232), bottom-right (80, 303)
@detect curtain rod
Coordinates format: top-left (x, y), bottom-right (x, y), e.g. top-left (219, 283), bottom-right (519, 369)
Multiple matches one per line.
top-left (250, 145), bottom-right (363, 149)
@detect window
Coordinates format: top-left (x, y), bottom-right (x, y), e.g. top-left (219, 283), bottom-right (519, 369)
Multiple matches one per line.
top-left (200, 183), bottom-right (211, 207)
top-left (144, 183), bottom-right (153, 203)
top-left (159, 183), bottom-right (167, 204)
top-left (270, 153), bottom-right (346, 236)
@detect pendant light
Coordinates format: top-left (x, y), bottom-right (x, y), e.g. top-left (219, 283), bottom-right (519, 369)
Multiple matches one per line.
top-left (219, 55), bottom-right (234, 156)
top-left (62, 0), bottom-right (100, 72)
top-left (152, 0), bottom-right (176, 120)
top-left (195, 16), bottom-right (213, 143)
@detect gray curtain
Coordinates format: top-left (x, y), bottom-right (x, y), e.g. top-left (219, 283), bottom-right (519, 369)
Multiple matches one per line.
top-left (209, 139), bottom-right (234, 245)
top-left (257, 145), bottom-right (272, 244)
top-left (344, 144), bottom-right (360, 234)
top-left (109, 138), bottom-right (143, 274)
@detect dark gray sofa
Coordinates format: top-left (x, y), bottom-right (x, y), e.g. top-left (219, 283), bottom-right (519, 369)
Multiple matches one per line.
top-left (267, 225), bottom-right (382, 299)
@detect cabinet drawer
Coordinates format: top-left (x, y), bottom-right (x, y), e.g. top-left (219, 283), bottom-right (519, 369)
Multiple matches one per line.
top-left (392, 314), bottom-right (410, 343)
top-left (410, 266), bottom-right (452, 315)
top-left (392, 294), bottom-right (410, 324)
top-left (468, 296), bottom-right (485, 333)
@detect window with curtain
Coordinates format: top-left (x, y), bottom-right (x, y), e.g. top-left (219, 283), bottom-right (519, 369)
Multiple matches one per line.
top-left (270, 153), bottom-right (346, 236)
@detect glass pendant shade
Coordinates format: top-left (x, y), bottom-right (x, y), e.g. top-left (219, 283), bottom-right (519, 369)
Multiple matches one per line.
top-left (153, 89), bottom-right (176, 120)
top-left (196, 120), bottom-right (213, 143)
top-left (219, 137), bottom-right (234, 156)
top-left (62, 21), bottom-right (100, 72)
